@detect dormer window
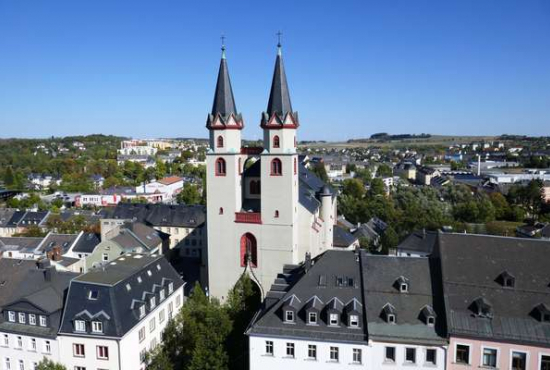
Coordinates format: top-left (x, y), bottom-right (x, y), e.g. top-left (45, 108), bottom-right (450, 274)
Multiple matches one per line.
top-left (421, 305), bottom-right (437, 326)
top-left (91, 321), bottom-right (103, 334)
top-left (8, 311), bottom-right (15, 322)
top-left (75, 320), bottom-right (86, 332)
top-left (534, 303), bottom-right (550, 323)
top-left (329, 313), bottom-right (339, 326)
top-left (498, 271), bottom-right (515, 288)
top-left (88, 290), bottom-right (99, 300)
top-left (308, 312), bottom-right (317, 324)
top-left (139, 305), bottom-right (146, 319)
top-left (285, 310), bottom-right (295, 323)
top-left (39, 316), bottom-right (47, 327)
top-left (160, 290), bottom-right (166, 301)
top-left (472, 297), bottom-right (493, 318)
top-left (349, 314), bottom-right (359, 327)
top-left (168, 282), bottom-right (174, 294)
top-left (382, 303), bottom-right (397, 324)
top-left (395, 276), bottom-right (409, 293)
top-left (29, 314), bottom-right (36, 325)
top-left (427, 316), bottom-right (436, 326)
top-left (150, 297), bottom-right (156, 309)
top-left (18, 313), bottom-right (25, 324)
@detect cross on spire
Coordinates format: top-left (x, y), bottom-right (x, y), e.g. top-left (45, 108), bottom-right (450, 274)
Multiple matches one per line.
top-left (220, 33), bottom-right (226, 59)
top-left (276, 31), bottom-right (283, 56)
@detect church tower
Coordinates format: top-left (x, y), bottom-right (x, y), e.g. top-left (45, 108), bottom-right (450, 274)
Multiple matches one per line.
top-left (260, 41), bottom-right (300, 260)
top-left (205, 45), bottom-right (246, 298)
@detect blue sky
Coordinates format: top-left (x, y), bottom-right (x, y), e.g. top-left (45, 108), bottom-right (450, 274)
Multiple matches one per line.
top-left (0, 0), bottom-right (549, 140)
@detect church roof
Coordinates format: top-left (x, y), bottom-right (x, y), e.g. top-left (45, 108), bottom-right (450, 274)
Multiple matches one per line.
top-left (266, 46), bottom-right (293, 119)
top-left (210, 48), bottom-right (238, 120)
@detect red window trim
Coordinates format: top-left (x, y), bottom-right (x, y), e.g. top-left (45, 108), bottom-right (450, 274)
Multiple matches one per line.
top-left (270, 158), bottom-right (282, 176)
top-left (215, 158), bottom-right (226, 176)
top-left (217, 136), bottom-right (224, 148)
top-left (273, 135), bottom-right (280, 148)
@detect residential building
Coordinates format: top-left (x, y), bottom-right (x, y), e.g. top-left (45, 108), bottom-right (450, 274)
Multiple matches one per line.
top-left (205, 44), bottom-right (336, 300)
top-left (391, 229), bottom-right (437, 257)
top-left (58, 254), bottom-right (185, 370)
top-left (416, 166), bottom-right (441, 186)
top-left (135, 176), bottom-right (184, 202)
top-left (434, 234), bottom-right (550, 370)
top-left (394, 162), bottom-right (416, 180)
top-left (0, 259), bottom-right (77, 370)
top-left (543, 182), bottom-right (550, 203)
top-left (0, 211), bottom-right (49, 237)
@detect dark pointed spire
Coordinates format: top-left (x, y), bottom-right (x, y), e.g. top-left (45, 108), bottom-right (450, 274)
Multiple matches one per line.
top-left (266, 39), bottom-right (293, 118)
top-left (211, 43), bottom-right (238, 118)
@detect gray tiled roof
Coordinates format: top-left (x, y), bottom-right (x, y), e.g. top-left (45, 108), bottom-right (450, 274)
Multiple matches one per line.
top-left (104, 203), bottom-right (206, 228)
top-left (60, 254), bottom-right (184, 338)
top-left (0, 259), bottom-right (77, 338)
top-left (72, 232), bottom-right (101, 254)
top-left (333, 225), bottom-right (358, 248)
top-left (247, 250), bottom-right (368, 344)
top-left (266, 50), bottom-right (293, 119)
top-left (396, 230), bottom-right (438, 254)
top-left (37, 233), bottom-right (79, 255)
top-left (436, 233), bottom-right (550, 346)
top-left (362, 255), bottom-right (447, 344)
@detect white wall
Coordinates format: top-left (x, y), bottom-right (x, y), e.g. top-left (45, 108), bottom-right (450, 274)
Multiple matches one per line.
top-left (249, 335), bottom-right (368, 370)
top-left (368, 340), bottom-right (446, 370)
top-left (0, 333), bottom-right (59, 370)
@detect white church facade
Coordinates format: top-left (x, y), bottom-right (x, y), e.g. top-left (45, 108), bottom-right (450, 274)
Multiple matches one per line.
top-left (205, 44), bottom-right (337, 300)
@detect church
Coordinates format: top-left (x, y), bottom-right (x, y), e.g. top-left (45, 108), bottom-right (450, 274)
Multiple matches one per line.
top-left (205, 42), bottom-right (337, 300)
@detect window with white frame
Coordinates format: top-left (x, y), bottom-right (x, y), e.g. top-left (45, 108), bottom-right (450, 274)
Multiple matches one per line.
top-left (456, 344), bottom-right (470, 364)
top-left (540, 355), bottom-right (550, 370)
top-left (349, 314), bottom-right (359, 327)
top-left (97, 345), bottom-right (109, 360)
top-left (168, 282), bottom-right (174, 294)
top-left (176, 294), bottom-right (181, 308)
top-left (140, 349), bottom-right (147, 363)
top-left (265, 341), bottom-right (273, 356)
top-left (149, 317), bottom-right (156, 332)
top-left (75, 320), bottom-right (86, 332)
top-left (329, 346), bottom-right (339, 362)
top-left (30, 338), bottom-right (36, 351)
top-left (2, 334), bottom-right (8, 346)
top-left (74, 367), bottom-right (86, 370)
top-left (73, 343), bottom-right (85, 357)
top-left (482, 348), bottom-right (497, 368)
top-left (160, 290), bottom-right (166, 301)
top-left (139, 327), bottom-right (146, 342)
top-left (91, 321), bottom-right (103, 333)
top-left (5, 358), bottom-right (11, 370)
top-left (29, 314), bottom-right (36, 326)
top-left (150, 297), bottom-right (156, 309)
top-left (18, 360), bottom-right (24, 370)
top-left (285, 310), bottom-right (294, 323)
top-left (159, 309), bottom-right (165, 323)
top-left (39, 316), bottom-right (47, 327)
top-left (426, 348), bottom-right (437, 365)
top-left (8, 311), bottom-right (15, 322)
top-left (405, 348), bottom-right (416, 363)
top-left (168, 302), bottom-right (174, 319)
top-left (286, 342), bottom-right (295, 358)
top-left (308, 344), bottom-right (317, 360)
top-left (139, 305), bottom-right (146, 319)
top-left (18, 313), bottom-right (25, 324)
top-left (308, 312), bottom-right (317, 324)
top-left (44, 340), bottom-right (51, 353)
top-left (329, 313), bottom-right (339, 326)
top-left (16, 336), bottom-right (22, 348)
top-left (102, 253), bottom-right (108, 261)
top-left (352, 348), bottom-right (362, 364)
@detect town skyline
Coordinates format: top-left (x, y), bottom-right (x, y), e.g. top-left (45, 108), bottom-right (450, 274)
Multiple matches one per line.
top-left (1, 0), bottom-right (549, 139)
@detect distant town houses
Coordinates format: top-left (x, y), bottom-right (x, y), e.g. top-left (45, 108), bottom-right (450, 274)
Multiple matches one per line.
top-left (0, 210), bottom-right (49, 237)
top-left (247, 233), bottom-right (550, 370)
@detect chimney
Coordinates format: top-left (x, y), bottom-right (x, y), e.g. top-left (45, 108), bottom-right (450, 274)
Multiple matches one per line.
top-left (43, 266), bottom-right (55, 282)
top-left (304, 252), bottom-right (312, 273)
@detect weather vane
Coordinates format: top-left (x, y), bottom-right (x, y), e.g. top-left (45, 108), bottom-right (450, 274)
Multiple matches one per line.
top-left (221, 33), bottom-right (226, 50)
top-left (276, 31), bottom-right (282, 47)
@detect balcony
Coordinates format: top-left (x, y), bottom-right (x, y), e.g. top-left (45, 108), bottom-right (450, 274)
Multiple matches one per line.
top-left (235, 212), bottom-right (262, 224)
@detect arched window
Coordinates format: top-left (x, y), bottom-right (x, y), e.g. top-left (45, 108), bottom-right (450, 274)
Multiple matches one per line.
top-left (215, 158), bottom-right (226, 176)
top-left (271, 158), bottom-right (282, 176)
top-left (274, 210), bottom-right (279, 218)
top-left (250, 180), bottom-right (261, 195)
top-left (217, 136), bottom-right (224, 148)
top-left (273, 135), bottom-right (280, 148)
top-left (219, 207), bottom-right (223, 215)
top-left (240, 233), bottom-right (257, 268)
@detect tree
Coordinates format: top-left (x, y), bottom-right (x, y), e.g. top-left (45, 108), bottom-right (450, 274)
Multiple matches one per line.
top-left (380, 225), bottom-right (398, 254)
top-left (177, 183), bottom-right (202, 205)
top-left (368, 178), bottom-right (385, 197)
top-left (36, 358), bottom-right (67, 370)
top-left (3, 166), bottom-right (14, 188)
top-left (226, 276), bottom-right (261, 370)
top-left (489, 192), bottom-right (511, 220)
top-left (377, 163), bottom-right (393, 177)
top-left (342, 179), bottom-right (365, 199)
top-left (145, 347), bottom-right (174, 370)
top-left (147, 283), bottom-right (231, 370)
